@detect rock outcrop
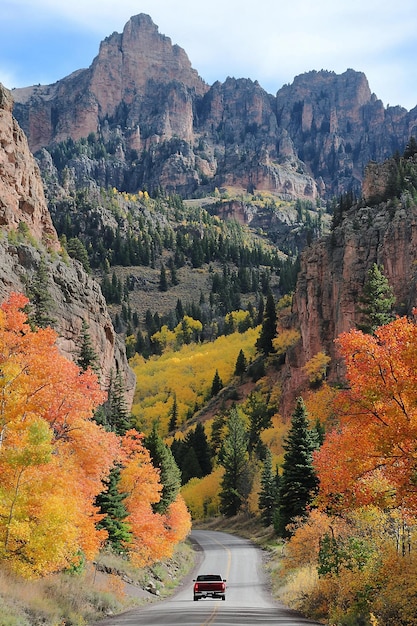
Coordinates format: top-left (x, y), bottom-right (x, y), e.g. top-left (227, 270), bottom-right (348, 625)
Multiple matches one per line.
top-left (11, 16), bottom-right (417, 200)
top-left (0, 86), bottom-right (59, 248)
top-left (0, 83), bottom-right (135, 405)
top-left (282, 181), bottom-right (417, 413)
top-left (12, 14), bottom-right (207, 153)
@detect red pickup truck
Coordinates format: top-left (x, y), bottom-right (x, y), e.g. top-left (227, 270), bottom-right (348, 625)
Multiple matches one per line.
top-left (193, 574), bottom-right (226, 601)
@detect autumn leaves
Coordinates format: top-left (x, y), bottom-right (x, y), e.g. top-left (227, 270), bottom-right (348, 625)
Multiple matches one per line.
top-left (282, 313), bottom-right (417, 622)
top-left (0, 293), bottom-right (190, 578)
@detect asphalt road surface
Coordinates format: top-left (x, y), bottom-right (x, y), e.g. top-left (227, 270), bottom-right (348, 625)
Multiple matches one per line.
top-left (93, 529), bottom-right (324, 625)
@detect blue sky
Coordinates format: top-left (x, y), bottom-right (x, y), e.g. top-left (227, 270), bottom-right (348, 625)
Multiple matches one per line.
top-left (2, 0), bottom-right (417, 110)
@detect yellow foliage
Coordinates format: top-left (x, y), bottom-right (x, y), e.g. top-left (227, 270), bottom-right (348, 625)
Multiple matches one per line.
top-left (261, 414), bottom-right (289, 462)
top-left (281, 505), bottom-right (417, 624)
top-left (247, 464), bottom-right (261, 515)
top-left (303, 351), bottom-right (331, 383)
top-left (278, 564), bottom-right (320, 615)
top-left (283, 509), bottom-right (342, 572)
top-left (181, 467), bottom-right (224, 520)
top-left (305, 383), bottom-right (337, 428)
top-left (276, 293), bottom-right (293, 311)
top-left (0, 293), bottom-right (118, 578)
top-left (272, 329), bottom-right (300, 355)
top-left (224, 309), bottom-right (252, 332)
top-left (131, 328), bottom-right (259, 435)
top-left (371, 549), bottom-right (417, 625)
top-left (174, 316), bottom-right (203, 345)
top-left (151, 325), bottom-right (177, 351)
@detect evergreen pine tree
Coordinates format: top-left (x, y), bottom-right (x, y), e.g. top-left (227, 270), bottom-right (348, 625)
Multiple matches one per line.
top-left (246, 392), bottom-right (273, 458)
top-left (357, 263), bottom-right (396, 334)
top-left (135, 329), bottom-right (144, 353)
top-left (77, 319), bottom-right (99, 372)
top-left (66, 237), bottom-right (91, 273)
top-left (144, 426), bottom-right (182, 514)
top-left (180, 447), bottom-right (203, 484)
top-left (159, 262), bottom-right (168, 292)
top-left (256, 291), bottom-right (277, 355)
top-left (95, 370), bottom-right (133, 435)
top-left (275, 397), bottom-right (318, 537)
top-left (96, 466), bottom-right (131, 552)
top-left (234, 349), bottom-right (247, 379)
top-left (211, 369), bottom-right (223, 397)
top-left (109, 371), bottom-right (133, 436)
top-left (258, 448), bottom-right (277, 527)
top-left (404, 136), bottom-right (417, 159)
top-left (256, 295), bottom-right (264, 325)
top-left (168, 394), bottom-right (178, 432)
top-left (175, 298), bottom-right (184, 322)
top-left (210, 412), bottom-right (226, 455)
top-left (219, 407), bottom-right (249, 517)
top-left (170, 437), bottom-right (185, 467)
top-left (25, 257), bottom-right (56, 329)
top-left (190, 422), bottom-right (212, 476)
top-left (168, 257), bottom-right (179, 286)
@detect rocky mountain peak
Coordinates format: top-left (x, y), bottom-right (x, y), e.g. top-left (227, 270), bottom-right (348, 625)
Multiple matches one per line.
top-left (89, 13), bottom-right (207, 120)
top-left (11, 16), bottom-right (417, 200)
top-left (12, 14), bottom-right (208, 154)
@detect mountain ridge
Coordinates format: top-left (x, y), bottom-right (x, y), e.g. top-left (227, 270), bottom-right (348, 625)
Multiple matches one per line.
top-left (11, 14), bottom-right (417, 200)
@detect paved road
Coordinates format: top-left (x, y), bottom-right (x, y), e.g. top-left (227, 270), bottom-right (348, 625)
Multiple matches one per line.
top-left (93, 529), bottom-right (323, 625)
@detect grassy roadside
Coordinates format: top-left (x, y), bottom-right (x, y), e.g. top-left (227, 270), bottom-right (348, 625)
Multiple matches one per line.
top-left (0, 541), bottom-right (195, 626)
top-left (0, 515), bottom-right (289, 626)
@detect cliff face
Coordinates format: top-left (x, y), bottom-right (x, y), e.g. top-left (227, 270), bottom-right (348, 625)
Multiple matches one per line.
top-left (12, 15), bottom-right (417, 200)
top-left (0, 83), bottom-right (135, 405)
top-left (283, 172), bottom-right (417, 413)
top-left (0, 86), bottom-right (59, 248)
top-left (12, 14), bottom-right (207, 153)
top-left (275, 69), bottom-right (417, 198)
top-left (17, 15), bottom-right (417, 199)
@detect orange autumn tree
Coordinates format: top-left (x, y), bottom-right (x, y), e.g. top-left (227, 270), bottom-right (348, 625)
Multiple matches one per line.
top-left (118, 430), bottom-right (191, 566)
top-left (315, 315), bottom-right (417, 515)
top-left (0, 293), bottom-right (119, 578)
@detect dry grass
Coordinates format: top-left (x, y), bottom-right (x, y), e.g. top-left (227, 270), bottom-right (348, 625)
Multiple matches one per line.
top-left (108, 262), bottom-right (214, 323)
top-left (0, 541), bottom-right (195, 626)
top-left (0, 566), bottom-right (126, 626)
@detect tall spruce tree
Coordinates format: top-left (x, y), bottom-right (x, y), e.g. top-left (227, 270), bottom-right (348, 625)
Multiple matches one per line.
top-left (179, 447), bottom-right (202, 484)
top-left (25, 256), bottom-right (56, 329)
top-left (77, 319), bottom-right (99, 373)
top-left (95, 466), bottom-right (131, 552)
top-left (234, 349), bottom-right (247, 379)
top-left (275, 397), bottom-right (318, 537)
top-left (246, 391), bottom-right (273, 458)
top-left (357, 263), bottom-right (396, 334)
top-left (168, 394), bottom-right (178, 432)
top-left (144, 426), bottom-right (182, 514)
top-left (171, 423), bottom-right (212, 485)
top-left (192, 422), bottom-right (212, 476)
top-left (108, 371), bottom-right (133, 436)
top-left (256, 291), bottom-right (277, 355)
top-left (258, 448), bottom-right (277, 527)
top-left (219, 407), bottom-right (249, 517)
top-left (159, 262), bottom-right (168, 292)
top-left (211, 369), bottom-right (223, 397)
top-left (94, 370), bottom-right (133, 435)
top-left (94, 372), bottom-right (133, 551)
